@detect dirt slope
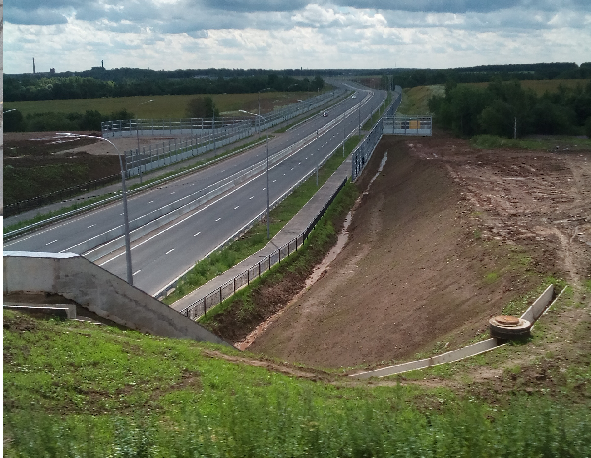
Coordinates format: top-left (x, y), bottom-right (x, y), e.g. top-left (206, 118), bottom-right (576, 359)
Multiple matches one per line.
top-left (249, 133), bottom-right (590, 369)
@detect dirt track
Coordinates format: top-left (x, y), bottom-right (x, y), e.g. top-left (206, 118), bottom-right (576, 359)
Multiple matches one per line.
top-left (248, 133), bottom-right (591, 369)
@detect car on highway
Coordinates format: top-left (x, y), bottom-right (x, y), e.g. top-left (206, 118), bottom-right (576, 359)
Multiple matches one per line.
top-left (323, 111), bottom-right (328, 117)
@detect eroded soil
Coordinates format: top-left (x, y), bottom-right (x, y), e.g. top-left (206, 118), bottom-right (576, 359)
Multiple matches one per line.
top-left (248, 132), bottom-right (591, 370)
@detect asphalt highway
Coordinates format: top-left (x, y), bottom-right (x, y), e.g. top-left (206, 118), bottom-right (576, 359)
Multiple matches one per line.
top-left (6, 84), bottom-right (386, 295)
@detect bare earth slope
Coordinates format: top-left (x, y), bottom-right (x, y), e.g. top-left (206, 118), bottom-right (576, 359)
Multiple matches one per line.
top-left (249, 133), bottom-right (590, 369)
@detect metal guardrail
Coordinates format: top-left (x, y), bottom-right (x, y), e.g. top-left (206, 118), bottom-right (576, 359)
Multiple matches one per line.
top-left (351, 86), bottom-right (402, 181)
top-left (179, 177), bottom-right (348, 320)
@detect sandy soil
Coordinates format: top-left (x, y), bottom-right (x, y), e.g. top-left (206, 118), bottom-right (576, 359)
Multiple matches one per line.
top-left (248, 132), bottom-right (591, 369)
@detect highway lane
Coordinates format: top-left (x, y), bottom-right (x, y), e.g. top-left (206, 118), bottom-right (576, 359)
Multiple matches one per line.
top-left (4, 89), bottom-right (365, 255)
top-left (101, 88), bottom-right (387, 295)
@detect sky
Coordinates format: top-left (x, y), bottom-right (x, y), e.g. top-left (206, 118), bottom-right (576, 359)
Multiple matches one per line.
top-left (3, 0), bottom-right (591, 74)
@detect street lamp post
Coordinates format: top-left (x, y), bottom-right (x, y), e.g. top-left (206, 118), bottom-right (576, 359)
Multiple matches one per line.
top-left (239, 109), bottom-right (270, 240)
top-left (56, 133), bottom-right (134, 285)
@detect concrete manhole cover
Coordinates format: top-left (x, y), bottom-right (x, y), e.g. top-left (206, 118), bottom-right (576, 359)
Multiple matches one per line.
top-left (493, 315), bottom-right (520, 326)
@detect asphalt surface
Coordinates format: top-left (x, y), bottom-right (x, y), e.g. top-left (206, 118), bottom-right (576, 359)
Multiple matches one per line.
top-left (5, 85), bottom-right (386, 296)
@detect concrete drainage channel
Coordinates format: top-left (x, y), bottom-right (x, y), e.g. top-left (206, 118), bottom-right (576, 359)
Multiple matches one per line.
top-left (350, 284), bottom-right (565, 379)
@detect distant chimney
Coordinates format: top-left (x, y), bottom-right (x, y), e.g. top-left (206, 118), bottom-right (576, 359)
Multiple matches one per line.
top-left (33, 57), bottom-right (36, 74)
top-left (102, 60), bottom-right (104, 68)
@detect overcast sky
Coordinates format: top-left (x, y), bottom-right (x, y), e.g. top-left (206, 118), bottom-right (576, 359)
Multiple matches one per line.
top-left (4, 0), bottom-right (591, 74)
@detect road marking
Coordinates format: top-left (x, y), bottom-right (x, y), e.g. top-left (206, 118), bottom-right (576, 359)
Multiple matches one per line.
top-left (234, 205), bottom-right (240, 210)
top-left (215, 217), bottom-right (221, 222)
top-left (88, 224), bottom-right (95, 228)
top-left (133, 269), bottom-right (142, 276)
top-left (45, 239), bottom-right (57, 246)
top-left (249, 196), bottom-right (254, 199)
top-left (193, 231), bottom-right (201, 237)
top-left (165, 248), bottom-right (175, 255)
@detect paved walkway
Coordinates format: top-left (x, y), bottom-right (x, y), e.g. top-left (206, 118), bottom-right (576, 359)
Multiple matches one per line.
top-left (170, 154), bottom-right (353, 312)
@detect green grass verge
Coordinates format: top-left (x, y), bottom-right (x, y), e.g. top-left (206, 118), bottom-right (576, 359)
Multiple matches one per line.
top-left (198, 179), bottom-right (358, 332)
top-left (362, 91), bottom-right (392, 131)
top-left (162, 135), bottom-right (362, 305)
top-left (471, 134), bottom-right (591, 150)
top-left (4, 309), bottom-right (591, 456)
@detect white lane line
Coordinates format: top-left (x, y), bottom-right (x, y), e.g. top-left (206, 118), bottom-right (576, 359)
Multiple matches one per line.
top-left (133, 269), bottom-right (142, 276)
top-left (249, 196), bottom-right (254, 199)
top-left (234, 205), bottom-right (240, 210)
top-left (88, 224), bottom-right (95, 228)
top-left (45, 239), bottom-right (57, 246)
top-left (215, 217), bottom-right (221, 222)
top-left (193, 231), bottom-right (201, 237)
top-left (165, 248), bottom-right (175, 255)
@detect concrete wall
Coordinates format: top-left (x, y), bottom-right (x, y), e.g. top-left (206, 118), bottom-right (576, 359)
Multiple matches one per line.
top-left (3, 251), bottom-right (230, 347)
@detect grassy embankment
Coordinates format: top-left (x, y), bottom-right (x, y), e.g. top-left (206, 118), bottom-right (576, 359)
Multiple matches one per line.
top-left (162, 134), bottom-right (362, 305)
top-left (4, 297), bottom-right (590, 456)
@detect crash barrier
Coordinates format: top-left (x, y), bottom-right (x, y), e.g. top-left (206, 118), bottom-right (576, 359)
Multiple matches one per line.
top-left (351, 86), bottom-right (402, 181)
top-left (3, 251), bottom-right (230, 346)
top-left (383, 115), bottom-right (433, 136)
top-left (350, 284), bottom-right (558, 379)
top-left (178, 178), bottom-right (348, 320)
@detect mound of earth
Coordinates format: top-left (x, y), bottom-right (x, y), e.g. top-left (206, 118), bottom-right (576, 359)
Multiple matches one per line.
top-left (248, 133), bottom-right (591, 369)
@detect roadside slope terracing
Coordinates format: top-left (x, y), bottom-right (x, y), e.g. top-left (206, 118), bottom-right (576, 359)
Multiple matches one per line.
top-left (249, 133), bottom-right (591, 369)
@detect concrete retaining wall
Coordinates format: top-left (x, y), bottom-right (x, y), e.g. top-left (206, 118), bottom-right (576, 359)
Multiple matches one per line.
top-left (3, 251), bottom-right (230, 346)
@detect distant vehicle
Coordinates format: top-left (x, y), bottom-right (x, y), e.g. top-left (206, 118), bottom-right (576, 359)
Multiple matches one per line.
top-left (351, 94), bottom-right (357, 99)
top-left (323, 111), bottom-right (328, 117)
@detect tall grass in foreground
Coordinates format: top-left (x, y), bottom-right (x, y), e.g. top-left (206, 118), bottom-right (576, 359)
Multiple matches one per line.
top-left (5, 395), bottom-right (590, 457)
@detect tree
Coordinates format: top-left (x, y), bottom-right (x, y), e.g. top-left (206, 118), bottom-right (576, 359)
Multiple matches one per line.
top-left (3, 109), bottom-right (26, 132)
top-left (186, 97), bottom-right (219, 118)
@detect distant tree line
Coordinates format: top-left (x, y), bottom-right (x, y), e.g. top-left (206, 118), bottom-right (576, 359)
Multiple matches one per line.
top-left (428, 77), bottom-right (591, 138)
top-left (392, 62), bottom-right (591, 89)
top-left (3, 73), bottom-right (325, 102)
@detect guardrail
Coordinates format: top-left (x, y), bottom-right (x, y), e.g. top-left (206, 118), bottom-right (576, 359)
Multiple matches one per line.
top-left (351, 86), bottom-right (402, 181)
top-left (179, 177), bottom-right (348, 320)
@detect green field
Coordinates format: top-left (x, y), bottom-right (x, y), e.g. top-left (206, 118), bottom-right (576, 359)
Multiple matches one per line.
top-left (3, 91), bottom-right (322, 119)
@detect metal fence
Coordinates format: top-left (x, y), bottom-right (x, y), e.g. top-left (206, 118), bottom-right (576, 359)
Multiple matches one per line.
top-left (179, 178), bottom-right (348, 320)
top-left (351, 86), bottom-right (402, 181)
top-left (383, 115), bottom-right (432, 136)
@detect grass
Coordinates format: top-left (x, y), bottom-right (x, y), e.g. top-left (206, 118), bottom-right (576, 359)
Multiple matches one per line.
top-left (4, 308), bottom-right (591, 456)
top-left (162, 134), bottom-right (363, 305)
top-left (398, 85), bottom-right (442, 115)
top-left (362, 91), bottom-right (392, 131)
top-left (3, 91), bottom-right (322, 119)
top-left (471, 134), bottom-right (591, 150)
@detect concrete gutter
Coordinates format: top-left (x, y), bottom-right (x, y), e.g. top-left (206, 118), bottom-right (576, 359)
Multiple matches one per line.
top-left (350, 284), bottom-right (558, 379)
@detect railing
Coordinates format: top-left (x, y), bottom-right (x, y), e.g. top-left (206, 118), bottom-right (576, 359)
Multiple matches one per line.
top-left (179, 178), bottom-right (348, 320)
top-left (101, 90), bottom-right (346, 178)
top-left (351, 86), bottom-right (402, 181)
